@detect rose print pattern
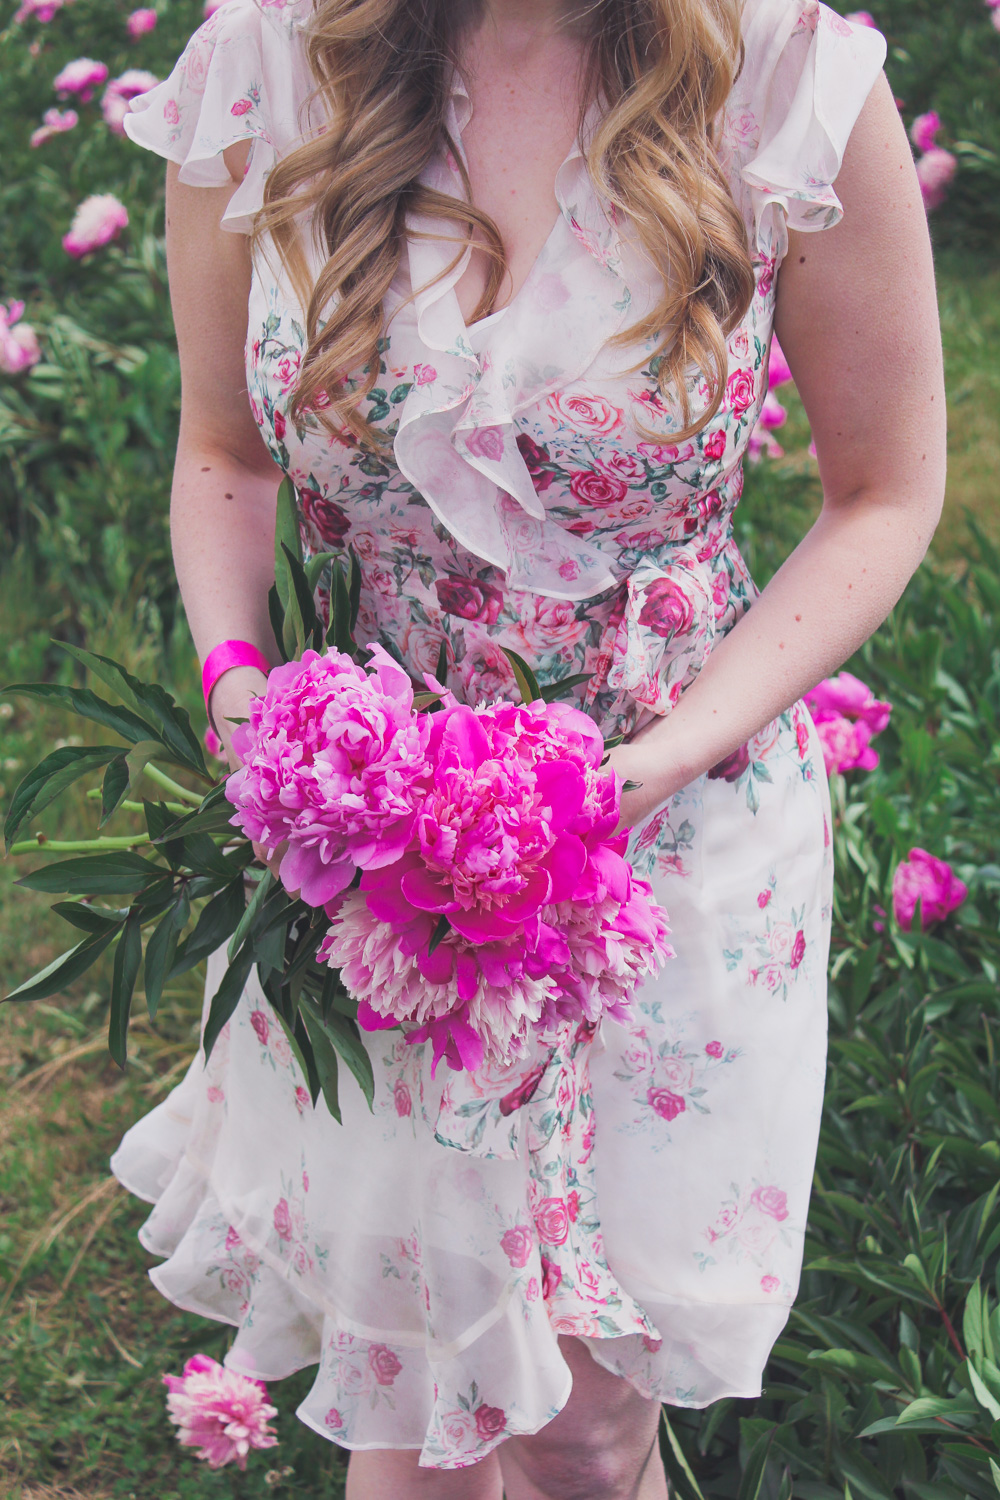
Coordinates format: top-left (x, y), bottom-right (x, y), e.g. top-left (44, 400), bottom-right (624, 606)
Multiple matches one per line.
top-left (113, 0), bottom-right (878, 1470)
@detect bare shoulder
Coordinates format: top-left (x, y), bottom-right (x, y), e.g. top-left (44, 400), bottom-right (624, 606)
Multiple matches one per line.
top-left (773, 70), bottom-right (946, 512)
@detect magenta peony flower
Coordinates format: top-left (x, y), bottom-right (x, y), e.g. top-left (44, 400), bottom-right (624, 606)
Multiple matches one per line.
top-left (226, 646), bottom-right (433, 905)
top-left (0, 302), bottom-right (41, 374)
top-left (14, 0), bottom-right (65, 22)
top-left (126, 6), bottom-right (157, 35)
top-left (758, 390), bottom-right (787, 431)
top-left (910, 110), bottom-right (941, 154)
top-left (845, 9), bottom-right (876, 22)
top-left (30, 105), bottom-right (78, 147)
top-left (102, 69), bottom-right (158, 133)
top-left (163, 1354), bottom-right (278, 1470)
top-left (805, 672), bottom-right (891, 775)
top-left (63, 193), bottom-right (128, 257)
top-left (892, 848), bottom-right (968, 931)
top-left (53, 57), bottom-right (109, 101)
top-left (916, 147), bottom-right (957, 213)
top-left (767, 336), bottom-right (793, 389)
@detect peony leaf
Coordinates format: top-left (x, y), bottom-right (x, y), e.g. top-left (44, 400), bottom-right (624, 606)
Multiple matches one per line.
top-left (100, 755), bottom-right (130, 827)
top-left (109, 908), bottom-right (142, 1069)
top-left (3, 925), bottom-right (122, 1004)
top-left (50, 901), bottom-right (126, 934)
top-left (203, 942), bottom-right (256, 1062)
top-left (57, 643), bottom-right (208, 776)
top-left (17, 852), bottom-right (164, 896)
top-left (501, 647), bottom-right (542, 704)
top-left (228, 868), bottom-right (274, 963)
top-left (143, 894), bottom-right (190, 1021)
top-left (168, 878), bottom-right (247, 980)
top-left (301, 997), bottom-right (375, 1112)
top-left (4, 744), bottom-right (122, 848)
top-left (539, 672), bottom-right (591, 704)
top-left (427, 913), bottom-right (451, 955)
top-left (347, 546), bottom-right (362, 633)
top-left (2, 680), bottom-right (156, 750)
top-left (298, 995), bottom-right (342, 1121)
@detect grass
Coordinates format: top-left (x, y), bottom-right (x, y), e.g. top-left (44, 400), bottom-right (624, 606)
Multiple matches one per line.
top-left (1, 248), bottom-right (999, 1496)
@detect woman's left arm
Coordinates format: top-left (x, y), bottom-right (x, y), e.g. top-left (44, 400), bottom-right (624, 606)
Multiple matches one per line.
top-left (615, 70), bottom-right (946, 822)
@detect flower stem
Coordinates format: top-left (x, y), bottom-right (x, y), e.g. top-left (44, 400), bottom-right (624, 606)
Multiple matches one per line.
top-left (141, 764), bottom-right (204, 805)
top-left (9, 833), bottom-right (153, 855)
top-left (85, 789), bottom-right (187, 816)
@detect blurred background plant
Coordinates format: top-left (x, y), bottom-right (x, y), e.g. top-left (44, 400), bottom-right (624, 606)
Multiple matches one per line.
top-left (1, 0), bottom-right (998, 1493)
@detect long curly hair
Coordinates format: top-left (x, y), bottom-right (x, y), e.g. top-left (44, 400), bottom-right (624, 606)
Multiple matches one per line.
top-left (253, 0), bottom-right (757, 447)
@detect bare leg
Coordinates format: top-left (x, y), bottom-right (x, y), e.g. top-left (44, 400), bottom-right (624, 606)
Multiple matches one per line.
top-left (346, 1447), bottom-right (504, 1500)
top-left (497, 1337), bottom-right (669, 1500)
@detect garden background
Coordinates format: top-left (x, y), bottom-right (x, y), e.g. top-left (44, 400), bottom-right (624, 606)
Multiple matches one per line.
top-left (1, 0), bottom-right (999, 1493)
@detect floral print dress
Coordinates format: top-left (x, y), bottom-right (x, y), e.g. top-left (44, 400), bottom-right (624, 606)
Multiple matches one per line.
top-left (112, 0), bottom-right (887, 1469)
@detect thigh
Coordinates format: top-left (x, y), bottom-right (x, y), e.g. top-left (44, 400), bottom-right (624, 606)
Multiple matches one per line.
top-left (497, 1337), bottom-right (667, 1500)
top-left (346, 1446), bottom-right (503, 1499)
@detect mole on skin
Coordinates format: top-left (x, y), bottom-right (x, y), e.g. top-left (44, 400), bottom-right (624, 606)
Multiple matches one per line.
top-left (225, 492), bottom-right (234, 499)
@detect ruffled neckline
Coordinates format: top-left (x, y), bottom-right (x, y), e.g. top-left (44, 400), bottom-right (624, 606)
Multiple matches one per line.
top-left (391, 67), bottom-right (635, 602)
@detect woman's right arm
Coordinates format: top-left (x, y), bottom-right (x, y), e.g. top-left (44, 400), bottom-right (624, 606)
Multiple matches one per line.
top-left (164, 147), bottom-right (280, 766)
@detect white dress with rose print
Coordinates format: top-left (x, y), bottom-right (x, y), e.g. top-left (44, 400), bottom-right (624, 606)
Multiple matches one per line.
top-left (111, 0), bottom-right (886, 1469)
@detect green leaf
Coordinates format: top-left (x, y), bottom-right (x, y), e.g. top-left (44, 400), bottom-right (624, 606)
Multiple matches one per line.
top-left (203, 945), bottom-right (256, 1061)
top-left (3, 926), bottom-right (121, 1003)
top-left (501, 647), bottom-right (542, 704)
top-left (969, 1363), bottom-right (1000, 1420)
top-left (428, 914), bottom-right (450, 955)
top-left (301, 999), bottom-right (375, 1111)
top-left (268, 582), bottom-right (288, 662)
top-left (143, 895), bottom-right (188, 1021)
top-left (2, 681), bottom-right (158, 752)
top-left (50, 902), bottom-right (126, 934)
top-left (228, 869), bottom-right (275, 962)
top-left (660, 1411), bottom-right (708, 1500)
top-left (125, 740), bottom-right (169, 795)
top-left (327, 552), bottom-right (355, 656)
top-left (737, 1427), bottom-right (776, 1500)
top-left (539, 672), bottom-right (591, 703)
top-left (109, 910), bottom-right (142, 1069)
top-left (17, 852), bottom-right (163, 896)
top-left (169, 878), bottom-right (247, 979)
top-left (304, 550), bottom-right (337, 593)
top-left (347, 547), bottom-right (362, 632)
top-left (4, 745), bottom-right (122, 848)
top-left (435, 637), bottom-right (448, 686)
top-left (57, 644), bottom-right (207, 775)
top-left (298, 995), bottom-right (342, 1122)
top-left (100, 755), bottom-right (130, 827)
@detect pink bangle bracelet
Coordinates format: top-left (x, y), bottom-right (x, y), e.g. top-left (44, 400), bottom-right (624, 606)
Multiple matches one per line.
top-left (202, 641), bottom-right (271, 731)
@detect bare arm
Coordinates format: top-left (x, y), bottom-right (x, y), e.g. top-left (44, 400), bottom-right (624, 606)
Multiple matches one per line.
top-left (615, 71), bottom-right (946, 818)
top-left (165, 139), bottom-right (279, 760)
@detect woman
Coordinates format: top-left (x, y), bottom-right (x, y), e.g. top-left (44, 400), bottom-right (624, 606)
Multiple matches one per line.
top-left (111, 0), bottom-right (945, 1493)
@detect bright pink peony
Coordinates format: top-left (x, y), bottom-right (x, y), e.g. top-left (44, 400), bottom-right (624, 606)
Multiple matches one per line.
top-left (226, 646), bottom-right (433, 905)
top-left (53, 57), bottom-right (109, 101)
top-left (767, 336), bottom-right (793, 389)
top-left (845, 10), bottom-right (876, 23)
top-left (15, 0), bottom-right (66, 21)
top-left (910, 111), bottom-right (941, 153)
top-left (30, 106), bottom-right (78, 147)
top-left (0, 302), bottom-right (41, 374)
top-left (126, 6), bottom-right (157, 35)
top-left (62, 194), bottom-right (128, 257)
top-left (163, 1354), bottom-right (278, 1470)
top-left (758, 391), bottom-right (787, 431)
top-left (813, 715), bottom-right (878, 776)
top-left (805, 672), bottom-right (890, 774)
top-left (916, 147), bottom-right (957, 213)
top-left (892, 848), bottom-right (968, 930)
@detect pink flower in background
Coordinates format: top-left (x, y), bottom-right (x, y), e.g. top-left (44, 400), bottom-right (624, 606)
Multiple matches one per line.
top-left (163, 1355), bottom-right (278, 1471)
top-left (910, 110), bottom-right (941, 153)
top-left (758, 390), bottom-right (787, 431)
top-left (892, 848), bottom-right (968, 930)
top-left (102, 69), bottom-right (158, 134)
top-left (845, 10), bottom-right (876, 23)
top-left (226, 646), bottom-right (433, 906)
top-left (0, 302), bottom-right (41, 375)
top-left (767, 338), bottom-right (792, 388)
top-left (126, 6), bottom-right (157, 35)
top-left (62, 193), bottom-right (128, 257)
top-left (53, 57), bottom-right (109, 101)
top-left (805, 672), bottom-right (891, 775)
top-left (747, 428), bottom-right (784, 463)
top-left (916, 147), bottom-right (957, 212)
top-left (14, 0), bottom-right (65, 22)
top-left (30, 106), bottom-right (79, 147)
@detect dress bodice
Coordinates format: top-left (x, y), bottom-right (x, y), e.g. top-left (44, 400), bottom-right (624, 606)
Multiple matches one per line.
top-left (125, 0), bottom-right (886, 729)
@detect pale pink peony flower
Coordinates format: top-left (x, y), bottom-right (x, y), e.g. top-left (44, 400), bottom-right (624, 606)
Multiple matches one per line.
top-left (892, 848), bottom-right (968, 931)
top-left (53, 57), bottom-right (109, 101)
top-left (0, 302), bottom-right (41, 375)
top-left (15, 0), bottom-right (65, 22)
top-left (126, 6), bottom-right (157, 35)
top-left (163, 1354), bottom-right (278, 1470)
top-left (203, 0), bottom-right (234, 15)
top-left (62, 193), bottom-right (128, 257)
top-left (226, 646), bottom-right (434, 906)
top-left (767, 336), bottom-right (793, 389)
top-left (910, 111), bottom-right (941, 154)
top-left (758, 390), bottom-right (787, 431)
top-left (102, 69), bottom-right (158, 134)
top-left (747, 428), bottom-right (784, 464)
top-left (916, 147), bottom-right (957, 213)
top-left (30, 106), bottom-right (78, 147)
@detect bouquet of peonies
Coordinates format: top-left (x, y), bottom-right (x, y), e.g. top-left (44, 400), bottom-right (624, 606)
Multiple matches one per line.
top-left (3, 480), bottom-right (672, 1115)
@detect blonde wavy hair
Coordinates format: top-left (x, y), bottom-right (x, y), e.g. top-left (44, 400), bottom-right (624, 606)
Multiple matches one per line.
top-left (253, 0), bottom-right (757, 447)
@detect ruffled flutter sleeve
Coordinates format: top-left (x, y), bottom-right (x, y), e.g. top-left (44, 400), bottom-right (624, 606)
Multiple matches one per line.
top-left (122, 0), bottom-right (315, 233)
top-left (726, 0), bottom-right (888, 263)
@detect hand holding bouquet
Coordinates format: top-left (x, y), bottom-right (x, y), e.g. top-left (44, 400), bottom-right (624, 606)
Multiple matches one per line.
top-left (3, 480), bottom-right (672, 1114)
